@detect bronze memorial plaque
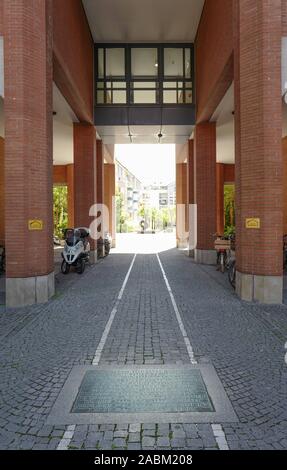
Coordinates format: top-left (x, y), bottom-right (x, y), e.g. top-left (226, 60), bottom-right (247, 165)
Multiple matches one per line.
top-left (72, 368), bottom-right (214, 414)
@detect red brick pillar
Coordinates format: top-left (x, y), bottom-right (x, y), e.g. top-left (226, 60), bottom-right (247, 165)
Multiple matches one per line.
top-left (194, 122), bottom-right (217, 264)
top-left (283, 138), bottom-right (287, 235)
top-left (187, 139), bottom-right (195, 255)
top-left (216, 163), bottom-right (225, 236)
top-left (176, 162), bottom-right (188, 248)
top-left (104, 163), bottom-right (116, 248)
top-left (96, 140), bottom-right (105, 257)
top-left (234, 0), bottom-right (283, 303)
top-left (74, 124), bottom-right (97, 262)
top-left (4, 0), bottom-right (54, 307)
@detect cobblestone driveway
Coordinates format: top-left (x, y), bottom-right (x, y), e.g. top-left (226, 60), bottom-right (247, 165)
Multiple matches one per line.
top-left (0, 246), bottom-right (287, 450)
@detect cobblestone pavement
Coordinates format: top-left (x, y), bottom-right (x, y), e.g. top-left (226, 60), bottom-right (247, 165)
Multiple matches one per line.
top-left (0, 247), bottom-right (287, 450)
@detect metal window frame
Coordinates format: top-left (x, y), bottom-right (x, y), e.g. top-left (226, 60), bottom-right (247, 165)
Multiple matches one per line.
top-left (94, 43), bottom-right (194, 107)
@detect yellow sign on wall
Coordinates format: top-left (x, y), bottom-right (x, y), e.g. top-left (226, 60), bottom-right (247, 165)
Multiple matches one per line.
top-left (245, 218), bottom-right (260, 229)
top-left (28, 219), bottom-right (44, 231)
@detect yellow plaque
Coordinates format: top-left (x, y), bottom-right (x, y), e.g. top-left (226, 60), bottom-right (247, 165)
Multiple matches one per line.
top-left (28, 219), bottom-right (44, 231)
top-left (245, 218), bottom-right (260, 229)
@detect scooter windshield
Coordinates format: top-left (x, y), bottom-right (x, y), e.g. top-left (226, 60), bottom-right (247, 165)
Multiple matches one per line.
top-left (66, 229), bottom-right (81, 247)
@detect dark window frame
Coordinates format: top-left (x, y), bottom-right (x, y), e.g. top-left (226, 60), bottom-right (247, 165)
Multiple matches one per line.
top-left (94, 43), bottom-right (194, 107)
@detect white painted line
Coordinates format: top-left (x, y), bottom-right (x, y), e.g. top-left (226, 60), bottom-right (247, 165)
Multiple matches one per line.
top-left (92, 254), bottom-right (137, 365)
top-left (211, 424), bottom-right (229, 450)
top-left (57, 424), bottom-right (76, 450)
top-left (156, 254), bottom-right (197, 364)
top-left (57, 255), bottom-right (137, 450)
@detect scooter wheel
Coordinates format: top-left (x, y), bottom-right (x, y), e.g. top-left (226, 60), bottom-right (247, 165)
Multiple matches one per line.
top-left (76, 258), bottom-right (85, 274)
top-left (61, 260), bottom-right (70, 274)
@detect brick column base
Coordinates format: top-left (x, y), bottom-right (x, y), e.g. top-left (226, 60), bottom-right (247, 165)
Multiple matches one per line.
top-left (236, 272), bottom-right (283, 305)
top-left (195, 249), bottom-right (217, 265)
top-left (6, 273), bottom-right (55, 308)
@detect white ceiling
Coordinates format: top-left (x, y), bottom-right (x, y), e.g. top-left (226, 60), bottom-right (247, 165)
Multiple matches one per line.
top-left (211, 83), bottom-right (235, 164)
top-left (176, 142), bottom-right (189, 163)
top-left (97, 124), bottom-right (194, 145)
top-left (82, 0), bottom-right (204, 43)
top-left (53, 84), bottom-right (78, 165)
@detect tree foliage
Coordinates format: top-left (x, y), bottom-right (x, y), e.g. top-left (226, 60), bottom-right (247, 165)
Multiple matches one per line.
top-left (224, 184), bottom-right (235, 236)
top-left (53, 185), bottom-right (68, 238)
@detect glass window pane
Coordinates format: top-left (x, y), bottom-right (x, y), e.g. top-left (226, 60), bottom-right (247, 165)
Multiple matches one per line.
top-left (106, 90), bottom-right (112, 104)
top-left (185, 81), bottom-right (192, 89)
top-left (164, 48), bottom-right (183, 77)
top-left (97, 82), bottom-right (104, 89)
top-left (131, 48), bottom-right (158, 77)
top-left (164, 82), bottom-right (177, 88)
top-left (113, 90), bottom-right (127, 104)
top-left (133, 82), bottom-right (156, 89)
top-left (178, 90), bottom-right (184, 103)
top-left (163, 90), bottom-right (177, 103)
top-left (112, 82), bottom-right (126, 89)
top-left (98, 49), bottom-right (104, 78)
top-left (185, 48), bottom-right (191, 78)
top-left (106, 48), bottom-right (125, 77)
top-left (97, 90), bottom-right (104, 103)
top-left (133, 90), bottom-right (157, 104)
top-left (185, 90), bottom-right (193, 103)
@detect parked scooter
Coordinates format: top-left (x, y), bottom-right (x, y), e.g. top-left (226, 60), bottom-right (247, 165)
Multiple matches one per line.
top-left (61, 227), bottom-right (90, 274)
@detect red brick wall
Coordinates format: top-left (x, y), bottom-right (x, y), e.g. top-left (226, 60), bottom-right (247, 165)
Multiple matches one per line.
top-left (176, 163), bottom-right (188, 241)
top-left (104, 163), bottom-right (115, 239)
top-left (74, 124), bottom-right (97, 250)
top-left (4, 0), bottom-right (54, 278)
top-left (224, 164), bottom-right (235, 183)
top-left (0, 137), bottom-right (4, 245)
top-left (195, 0), bottom-right (233, 123)
top-left (234, 0), bottom-right (282, 277)
top-left (53, 0), bottom-right (93, 123)
top-left (283, 0), bottom-right (287, 35)
top-left (195, 122), bottom-right (217, 250)
top-left (53, 165), bottom-right (67, 184)
top-left (283, 138), bottom-right (287, 234)
top-left (188, 140), bottom-right (194, 205)
top-left (96, 140), bottom-right (104, 205)
top-left (0, 0), bottom-right (3, 34)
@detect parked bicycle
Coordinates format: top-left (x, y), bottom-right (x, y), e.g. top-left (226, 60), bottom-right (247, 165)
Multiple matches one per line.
top-left (283, 234), bottom-right (287, 271)
top-left (228, 258), bottom-right (236, 289)
top-left (214, 234), bottom-right (231, 273)
top-left (214, 233), bottom-right (236, 288)
top-left (0, 245), bottom-right (5, 274)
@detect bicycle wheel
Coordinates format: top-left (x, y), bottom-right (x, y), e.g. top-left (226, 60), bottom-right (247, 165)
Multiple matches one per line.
top-left (228, 260), bottom-right (236, 289)
top-left (220, 252), bottom-right (225, 273)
